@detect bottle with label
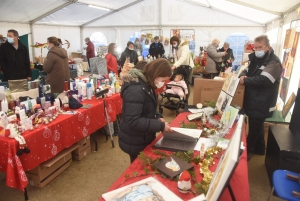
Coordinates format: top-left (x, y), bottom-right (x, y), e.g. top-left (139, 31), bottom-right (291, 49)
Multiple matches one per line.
top-left (115, 81), bottom-right (120, 93)
top-left (1, 98), bottom-right (8, 112)
top-left (109, 71), bottom-right (114, 81)
top-left (78, 81), bottom-right (82, 96)
top-left (87, 83), bottom-right (92, 100)
top-left (111, 84), bottom-right (115, 94)
top-left (6, 88), bottom-right (12, 103)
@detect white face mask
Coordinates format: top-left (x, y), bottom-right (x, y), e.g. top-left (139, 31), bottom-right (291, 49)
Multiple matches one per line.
top-left (255, 50), bottom-right (265, 58)
top-left (129, 47), bottom-right (134, 51)
top-left (173, 44), bottom-right (178, 47)
top-left (7, 37), bottom-right (14, 44)
top-left (155, 80), bottom-right (165, 88)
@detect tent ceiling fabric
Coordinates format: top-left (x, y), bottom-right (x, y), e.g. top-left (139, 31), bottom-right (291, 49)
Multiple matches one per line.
top-left (0, 0), bottom-right (299, 25)
top-left (0, 0), bottom-right (65, 23)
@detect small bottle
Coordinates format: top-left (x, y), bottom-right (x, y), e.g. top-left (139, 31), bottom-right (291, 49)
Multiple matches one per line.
top-left (27, 97), bottom-right (32, 111)
top-left (90, 80), bottom-right (95, 96)
top-left (78, 81), bottom-right (82, 96)
top-left (82, 82), bottom-right (87, 99)
top-left (87, 83), bottom-right (92, 100)
top-left (111, 84), bottom-right (115, 94)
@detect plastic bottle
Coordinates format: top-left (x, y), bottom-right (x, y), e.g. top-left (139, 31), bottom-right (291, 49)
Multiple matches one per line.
top-left (111, 84), bottom-right (115, 94)
top-left (82, 82), bottom-right (87, 99)
top-left (109, 71), bottom-right (114, 81)
top-left (78, 80), bottom-right (82, 96)
top-left (27, 97), bottom-right (32, 111)
top-left (90, 80), bottom-right (95, 96)
top-left (87, 83), bottom-right (92, 100)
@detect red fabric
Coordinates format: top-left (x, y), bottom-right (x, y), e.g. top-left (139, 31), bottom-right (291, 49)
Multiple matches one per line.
top-left (100, 112), bottom-right (250, 201)
top-left (86, 41), bottom-right (95, 59)
top-left (105, 53), bottom-right (118, 75)
top-left (246, 44), bottom-right (254, 50)
top-left (0, 94), bottom-right (122, 191)
top-left (155, 79), bottom-right (171, 95)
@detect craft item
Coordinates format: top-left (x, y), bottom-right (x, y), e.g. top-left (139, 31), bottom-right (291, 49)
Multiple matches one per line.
top-left (64, 81), bottom-right (69, 91)
top-left (38, 84), bottom-right (44, 97)
top-left (54, 98), bottom-right (60, 111)
top-left (43, 85), bottom-right (51, 95)
top-left (196, 103), bottom-right (203, 109)
top-left (200, 142), bottom-right (205, 160)
top-left (177, 171), bottom-right (192, 193)
top-left (63, 103), bottom-right (69, 111)
top-left (19, 109), bottom-right (26, 121)
top-left (201, 114), bottom-right (207, 124)
top-left (44, 101), bottom-right (51, 110)
top-left (15, 99), bottom-right (20, 107)
top-left (40, 97), bottom-right (46, 109)
top-left (70, 82), bottom-right (73, 91)
top-left (45, 93), bottom-right (52, 102)
top-left (27, 81), bottom-right (31, 90)
top-left (9, 100), bottom-right (15, 111)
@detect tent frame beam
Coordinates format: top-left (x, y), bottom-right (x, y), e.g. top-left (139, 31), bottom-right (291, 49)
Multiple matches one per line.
top-left (81, 0), bottom-right (144, 27)
top-left (30, 0), bottom-right (78, 25)
top-left (84, 24), bottom-right (263, 28)
top-left (226, 0), bottom-right (282, 16)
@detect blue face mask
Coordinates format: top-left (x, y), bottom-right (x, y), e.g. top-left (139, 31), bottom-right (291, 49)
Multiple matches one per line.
top-left (7, 37), bottom-right (14, 44)
top-left (59, 44), bottom-right (62, 48)
top-left (255, 50), bottom-right (265, 58)
top-left (46, 45), bottom-right (51, 50)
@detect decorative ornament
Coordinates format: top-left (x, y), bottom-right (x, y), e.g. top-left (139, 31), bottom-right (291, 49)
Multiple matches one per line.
top-left (177, 171), bottom-right (191, 193)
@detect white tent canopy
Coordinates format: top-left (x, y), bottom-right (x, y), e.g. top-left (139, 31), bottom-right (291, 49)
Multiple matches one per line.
top-left (0, 0), bottom-right (299, 60)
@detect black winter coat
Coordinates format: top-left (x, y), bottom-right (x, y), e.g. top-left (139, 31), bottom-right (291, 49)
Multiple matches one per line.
top-left (120, 47), bottom-right (138, 67)
top-left (239, 48), bottom-right (282, 118)
top-left (118, 71), bottom-right (165, 156)
top-left (219, 47), bottom-right (235, 67)
top-left (149, 42), bottom-right (165, 58)
top-left (0, 40), bottom-right (31, 81)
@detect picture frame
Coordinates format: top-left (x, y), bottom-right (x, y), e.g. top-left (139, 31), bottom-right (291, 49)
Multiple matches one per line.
top-left (102, 177), bottom-right (182, 201)
top-left (282, 92), bottom-right (296, 119)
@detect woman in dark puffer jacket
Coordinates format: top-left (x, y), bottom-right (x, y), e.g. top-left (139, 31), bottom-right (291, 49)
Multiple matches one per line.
top-left (118, 59), bottom-right (172, 163)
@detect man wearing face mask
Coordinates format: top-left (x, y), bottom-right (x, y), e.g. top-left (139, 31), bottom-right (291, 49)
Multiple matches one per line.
top-left (149, 36), bottom-right (165, 59)
top-left (0, 29), bottom-right (31, 81)
top-left (84, 37), bottom-right (95, 68)
top-left (120, 41), bottom-right (138, 67)
top-left (239, 35), bottom-right (282, 161)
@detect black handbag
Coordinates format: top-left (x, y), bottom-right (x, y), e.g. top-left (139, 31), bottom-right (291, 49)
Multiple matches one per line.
top-left (207, 53), bottom-right (225, 72)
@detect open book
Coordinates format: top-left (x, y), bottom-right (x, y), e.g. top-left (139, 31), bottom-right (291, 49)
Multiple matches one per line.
top-left (153, 127), bottom-right (202, 152)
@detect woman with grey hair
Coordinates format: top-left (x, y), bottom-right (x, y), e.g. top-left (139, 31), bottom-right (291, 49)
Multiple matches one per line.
top-left (206, 39), bottom-right (227, 78)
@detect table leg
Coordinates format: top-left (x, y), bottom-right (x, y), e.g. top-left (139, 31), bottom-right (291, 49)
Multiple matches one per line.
top-left (91, 133), bottom-right (98, 152)
top-left (24, 188), bottom-right (29, 201)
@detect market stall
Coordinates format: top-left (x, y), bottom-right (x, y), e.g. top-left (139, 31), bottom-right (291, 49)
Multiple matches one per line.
top-left (100, 112), bottom-right (250, 201)
top-left (0, 94), bottom-right (122, 191)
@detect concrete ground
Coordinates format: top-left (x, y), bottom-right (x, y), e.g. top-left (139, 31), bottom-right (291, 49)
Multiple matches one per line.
top-left (0, 86), bottom-right (282, 201)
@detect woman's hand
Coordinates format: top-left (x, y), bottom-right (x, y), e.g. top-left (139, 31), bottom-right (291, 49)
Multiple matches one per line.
top-left (164, 122), bottom-right (172, 132)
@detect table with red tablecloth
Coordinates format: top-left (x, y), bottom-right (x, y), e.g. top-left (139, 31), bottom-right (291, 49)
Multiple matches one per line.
top-left (0, 94), bottom-right (122, 191)
top-left (100, 112), bottom-right (250, 201)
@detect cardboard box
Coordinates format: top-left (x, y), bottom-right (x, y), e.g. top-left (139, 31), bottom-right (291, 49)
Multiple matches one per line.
top-left (26, 144), bottom-right (78, 188)
top-left (193, 78), bottom-right (245, 108)
top-left (71, 52), bottom-right (83, 59)
top-left (72, 136), bottom-right (91, 160)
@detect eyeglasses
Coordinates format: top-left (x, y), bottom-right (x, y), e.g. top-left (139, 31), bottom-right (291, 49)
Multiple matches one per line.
top-left (253, 45), bottom-right (266, 50)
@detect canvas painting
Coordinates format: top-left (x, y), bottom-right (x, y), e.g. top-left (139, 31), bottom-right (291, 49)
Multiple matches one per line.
top-left (282, 92), bottom-right (296, 119)
top-left (220, 105), bottom-right (239, 128)
top-left (189, 116), bottom-right (245, 201)
top-left (222, 75), bottom-right (239, 97)
top-left (102, 177), bottom-right (182, 201)
top-left (280, 77), bottom-right (289, 103)
top-left (291, 32), bottom-right (300, 58)
top-left (216, 91), bottom-right (233, 113)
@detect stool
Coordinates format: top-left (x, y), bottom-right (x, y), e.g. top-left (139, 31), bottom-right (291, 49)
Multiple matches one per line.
top-left (267, 170), bottom-right (300, 201)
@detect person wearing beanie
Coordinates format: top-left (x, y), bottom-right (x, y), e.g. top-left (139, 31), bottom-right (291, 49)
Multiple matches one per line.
top-left (120, 41), bottom-right (138, 67)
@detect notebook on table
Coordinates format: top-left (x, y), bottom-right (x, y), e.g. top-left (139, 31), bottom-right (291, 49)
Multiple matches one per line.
top-left (153, 127), bottom-right (202, 152)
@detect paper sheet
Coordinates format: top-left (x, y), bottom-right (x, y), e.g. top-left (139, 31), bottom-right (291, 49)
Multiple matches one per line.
top-left (171, 127), bottom-right (202, 139)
